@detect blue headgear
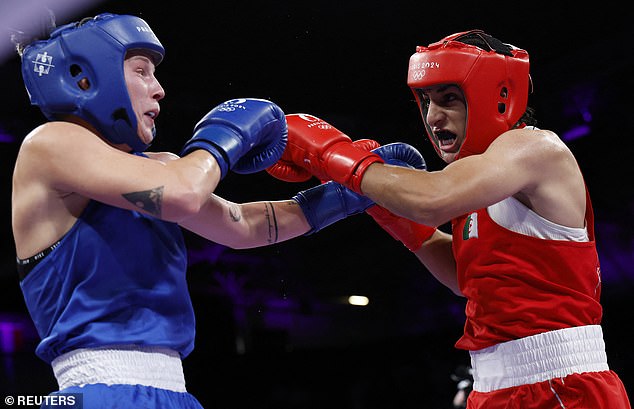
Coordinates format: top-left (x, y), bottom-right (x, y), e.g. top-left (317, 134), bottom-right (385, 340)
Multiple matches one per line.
top-left (21, 13), bottom-right (164, 152)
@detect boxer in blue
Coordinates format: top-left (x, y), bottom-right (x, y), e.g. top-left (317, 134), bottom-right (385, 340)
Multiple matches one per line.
top-left (11, 12), bottom-right (425, 408)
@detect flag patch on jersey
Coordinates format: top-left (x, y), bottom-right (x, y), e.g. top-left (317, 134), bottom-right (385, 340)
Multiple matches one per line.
top-left (463, 212), bottom-right (479, 240)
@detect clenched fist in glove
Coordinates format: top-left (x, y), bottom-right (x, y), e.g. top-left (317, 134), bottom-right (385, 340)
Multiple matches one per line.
top-left (290, 141), bottom-right (436, 248)
top-left (181, 98), bottom-right (287, 179)
top-left (266, 114), bottom-right (383, 193)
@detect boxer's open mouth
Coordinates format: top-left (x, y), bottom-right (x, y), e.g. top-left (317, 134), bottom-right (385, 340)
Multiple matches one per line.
top-left (435, 130), bottom-right (458, 150)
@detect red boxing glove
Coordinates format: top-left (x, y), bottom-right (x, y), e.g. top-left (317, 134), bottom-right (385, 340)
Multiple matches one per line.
top-left (267, 138), bottom-right (381, 183)
top-left (366, 205), bottom-right (436, 252)
top-left (266, 114), bottom-right (383, 193)
top-left (266, 158), bottom-right (313, 182)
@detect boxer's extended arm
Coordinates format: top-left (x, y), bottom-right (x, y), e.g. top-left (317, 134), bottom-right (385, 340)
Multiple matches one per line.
top-left (359, 128), bottom-right (585, 228)
top-left (193, 141), bottom-right (427, 248)
top-left (179, 195), bottom-right (311, 248)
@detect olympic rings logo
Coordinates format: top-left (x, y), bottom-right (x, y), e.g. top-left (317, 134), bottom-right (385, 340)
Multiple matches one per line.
top-left (411, 70), bottom-right (425, 81)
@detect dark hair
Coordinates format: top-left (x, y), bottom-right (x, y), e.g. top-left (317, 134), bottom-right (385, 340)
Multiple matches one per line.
top-left (518, 106), bottom-right (537, 127)
top-left (10, 8), bottom-right (56, 57)
top-left (457, 31), bottom-right (537, 128)
top-left (453, 31), bottom-right (515, 56)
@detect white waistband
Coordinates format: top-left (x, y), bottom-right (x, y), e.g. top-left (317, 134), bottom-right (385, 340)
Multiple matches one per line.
top-left (470, 325), bottom-right (609, 393)
top-left (51, 345), bottom-right (186, 392)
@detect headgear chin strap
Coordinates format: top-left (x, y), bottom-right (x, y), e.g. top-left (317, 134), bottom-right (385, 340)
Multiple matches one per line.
top-left (21, 13), bottom-right (164, 152)
top-left (407, 30), bottom-right (530, 159)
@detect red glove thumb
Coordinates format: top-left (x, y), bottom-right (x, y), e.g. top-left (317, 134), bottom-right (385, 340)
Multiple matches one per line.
top-left (266, 160), bottom-right (313, 182)
top-left (352, 139), bottom-right (381, 152)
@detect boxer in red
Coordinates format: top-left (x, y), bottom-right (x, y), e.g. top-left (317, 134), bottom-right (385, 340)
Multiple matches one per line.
top-left (268, 30), bottom-right (631, 408)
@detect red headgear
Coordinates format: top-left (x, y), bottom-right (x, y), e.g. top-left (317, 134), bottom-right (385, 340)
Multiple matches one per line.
top-left (407, 30), bottom-right (530, 159)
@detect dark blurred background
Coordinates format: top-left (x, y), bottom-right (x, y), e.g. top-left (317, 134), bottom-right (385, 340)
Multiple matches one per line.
top-left (1, 1), bottom-right (633, 408)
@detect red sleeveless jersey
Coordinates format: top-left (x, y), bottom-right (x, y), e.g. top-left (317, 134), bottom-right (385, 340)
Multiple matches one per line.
top-left (452, 191), bottom-right (602, 351)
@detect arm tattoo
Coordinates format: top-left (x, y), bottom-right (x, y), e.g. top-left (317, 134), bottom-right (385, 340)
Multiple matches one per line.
top-left (229, 204), bottom-right (241, 222)
top-left (122, 186), bottom-right (164, 217)
top-left (264, 202), bottom-right (279, 244)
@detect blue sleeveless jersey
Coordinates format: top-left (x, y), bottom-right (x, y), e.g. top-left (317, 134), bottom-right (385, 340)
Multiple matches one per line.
top-left (19, 201), bottom-right (195, 364)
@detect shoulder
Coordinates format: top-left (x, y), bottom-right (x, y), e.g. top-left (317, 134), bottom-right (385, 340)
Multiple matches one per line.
top-left (488, 127), bottom-right (573, 167)
top-left (12, 122), bottom-right (97, 257)
top-left (493, 127), bottom-right (566, 151)
top-left (490, 128), bottom-right (586, 223)
top-left (19, 121), bottom-right (101, 157)
top-left (479, 127), bottom-right (583, 196)
top-left (24, 120), bottom-right (100, 142)
top-left (15, 121), bottom-right (115, 190)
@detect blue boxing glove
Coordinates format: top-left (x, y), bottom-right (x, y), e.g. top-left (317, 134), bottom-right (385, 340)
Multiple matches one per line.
top-left (375, 142), bottom-right (426, 170)
top-left (294, 181), bottom-right (373, 235)
top-left (181, 98), bottom-right (287, 179)
top-left (294, 142), bottom-right (425, 234)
